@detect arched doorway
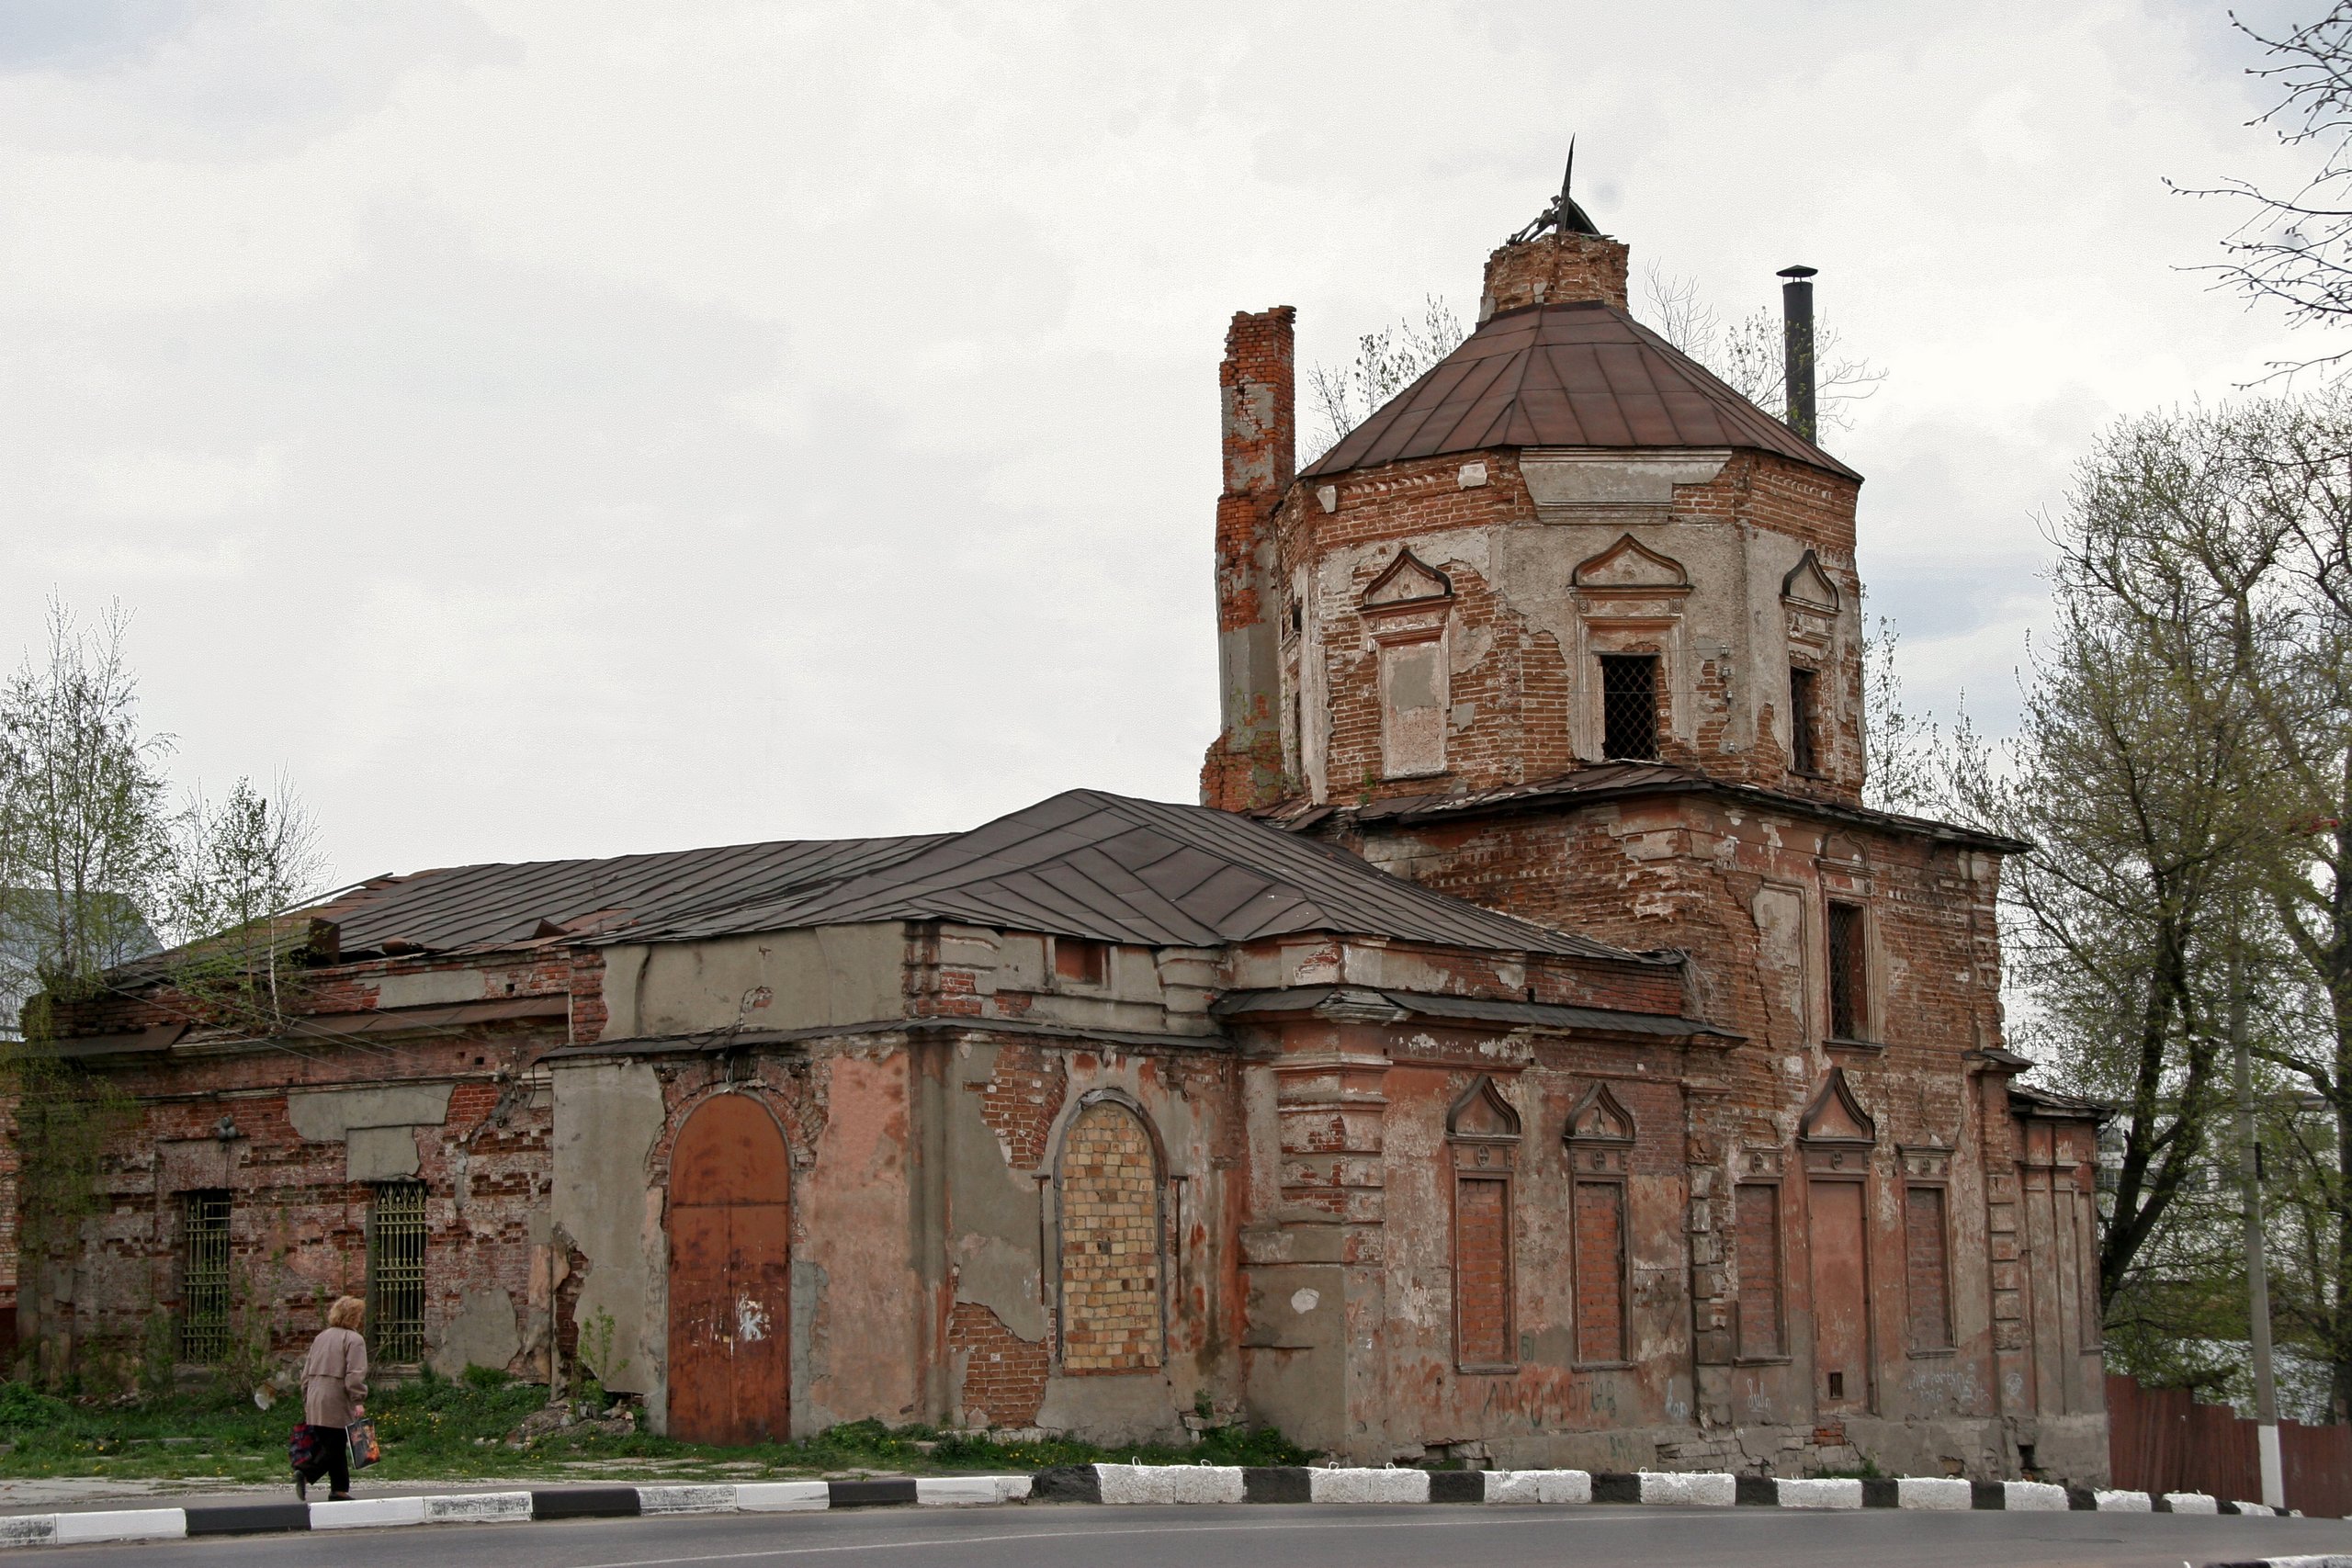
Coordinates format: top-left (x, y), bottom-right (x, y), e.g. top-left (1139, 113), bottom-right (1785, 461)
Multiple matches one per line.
top-left (666, 1093), bottom-right (790, 1445)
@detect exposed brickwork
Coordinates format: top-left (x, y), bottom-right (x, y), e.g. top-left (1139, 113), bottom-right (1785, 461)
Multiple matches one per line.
top-left (1905, 1185), bottom-right (1953, 1351)
top-left (1453, 1174), bottom-right (1510, 1367)
top-left (1057, 1101), bottom-right (1161, 1373)
top-left (972, 1043), bottom-right (1067, 1169)
top-left (1482, 232), bottom-right (1631, 314)
top-left (1572, 1179), bottom-right (1625, 1363)
top-left (948, 1301), bottom-right (1048, 1427)
top-left (1203, 307), bottom-right (1296, 811)
top-left (1273, 446), bottom-right (1867, 808)
top-left (1735, 1183), bottom-right (1783, 1359)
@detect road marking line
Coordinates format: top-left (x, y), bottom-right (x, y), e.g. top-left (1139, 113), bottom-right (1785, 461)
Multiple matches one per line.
top-left (567, 1511), bottom-right (1590, 1568)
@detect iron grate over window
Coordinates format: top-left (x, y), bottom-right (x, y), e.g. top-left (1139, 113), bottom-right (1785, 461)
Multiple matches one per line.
top-left (1789, 666), bottom-right (1818, 774)
top-left (1827, 900), bottom-right (1869, 1040)
top-left (1600, 655), bottom-right (1658, 761)
top-left (179, 1190), bottom-right (232, 1363)
top-left (368, 1180), bottom-right (428, 1365)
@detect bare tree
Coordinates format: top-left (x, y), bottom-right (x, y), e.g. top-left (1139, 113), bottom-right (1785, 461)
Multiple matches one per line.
top-left (1640, 265), bottom-right (1886, 433)
top-left (0, 603), bottom-right (173, 1032)
top-left (1304, 296), bottom-right (1467, 462)
top-left (2180, 6), bottom-right (2352, 372)
top-left (163, 775), bottom-right (327, 1037)
top-left (1858, 606), bottom-right (1941, 814)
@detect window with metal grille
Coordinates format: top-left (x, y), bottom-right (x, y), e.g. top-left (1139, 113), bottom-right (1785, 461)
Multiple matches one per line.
top-left (179, 1190), bottom-right (232, 1363)
top-left (368, 1180), bottom-right (428, 1364)
top-left (1789, 666), bottom-right (1818, 773)
top-left (1826, 900), bottom-right (1869, 1040)
top-left (1600, 655), bottom-right (1658, 760)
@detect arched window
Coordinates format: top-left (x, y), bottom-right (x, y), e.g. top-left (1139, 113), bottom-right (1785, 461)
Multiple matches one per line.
top-left (1565, 1083), bottom-right (1636, 1366)
top-left (1056, 1100), bottom-right (1163, 1373)
top-left (1447, 1076), bottom-right (1521, 1372)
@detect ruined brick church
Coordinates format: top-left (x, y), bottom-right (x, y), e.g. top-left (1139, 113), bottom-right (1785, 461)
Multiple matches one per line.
top-left (19, 184), bottom-right (2109, 1482)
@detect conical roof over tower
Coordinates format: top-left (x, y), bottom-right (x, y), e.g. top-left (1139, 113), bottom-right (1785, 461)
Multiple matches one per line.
top-left (1301, 301), bottom-right (1857, 481)
top-left (1305, 167), bottom-right (1856, 483)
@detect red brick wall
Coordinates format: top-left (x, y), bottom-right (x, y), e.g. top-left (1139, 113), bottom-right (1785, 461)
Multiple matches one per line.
top-left (1572, 1179), bottom-right (1626, 1363)
top-left (1482, 233), bottom-right (1631, 313)
top-left (971, 1043), bottom-right (1067, 1169)
top-left (1905, 1185), bottom-right (1952, 1351)
top-left (1735, 1183), bottom-right (1783, 1359)
top-left (1275, 447), bottom-right (1867, 808)
top-left (1453, 1174), bottom-right (1511, 1368)
top-left (948, 1301), bottom-right (1048, 1427)
top-left (1204, 306), bottom-right (1296, 811)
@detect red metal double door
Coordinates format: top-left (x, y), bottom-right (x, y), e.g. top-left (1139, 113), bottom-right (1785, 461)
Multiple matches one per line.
top-left (667, 1093), bottom-right (791, 1446)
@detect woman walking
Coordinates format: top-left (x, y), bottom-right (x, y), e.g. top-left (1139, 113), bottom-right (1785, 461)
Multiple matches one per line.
top-left (294, 1296), bottom-right (368, 1501)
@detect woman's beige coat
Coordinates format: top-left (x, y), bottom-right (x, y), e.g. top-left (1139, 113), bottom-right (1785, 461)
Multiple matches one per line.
top-left (301, 1325), bottom-right (368, 1428)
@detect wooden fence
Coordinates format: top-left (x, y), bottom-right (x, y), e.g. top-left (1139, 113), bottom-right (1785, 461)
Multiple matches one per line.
top-left (2107, 1373), bottom-right (2350, 1517)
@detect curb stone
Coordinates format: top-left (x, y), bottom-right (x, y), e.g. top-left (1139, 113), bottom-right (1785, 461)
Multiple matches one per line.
top-left (0, 1466), bottom-right (2326, 1547)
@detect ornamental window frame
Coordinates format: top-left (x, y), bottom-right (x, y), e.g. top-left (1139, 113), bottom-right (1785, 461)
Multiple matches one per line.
top-left (1446, 1075), bottom-right (1522, 1375)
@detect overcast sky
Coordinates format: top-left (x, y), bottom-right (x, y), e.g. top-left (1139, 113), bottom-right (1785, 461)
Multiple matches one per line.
top-left (0, 0), bottom-right (2328, 886)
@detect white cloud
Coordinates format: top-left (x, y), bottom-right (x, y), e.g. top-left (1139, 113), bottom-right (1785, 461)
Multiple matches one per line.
top-left (0, 0), bottom-right (2325, 883)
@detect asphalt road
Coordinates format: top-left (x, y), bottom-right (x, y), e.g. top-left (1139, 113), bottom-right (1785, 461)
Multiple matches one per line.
top-left (29, 1504), bottom-right (2352, 1568)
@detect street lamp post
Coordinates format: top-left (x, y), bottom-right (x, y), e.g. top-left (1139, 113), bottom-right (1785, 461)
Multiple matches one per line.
top-left (2229, 945), bottom-right (2285, 1511)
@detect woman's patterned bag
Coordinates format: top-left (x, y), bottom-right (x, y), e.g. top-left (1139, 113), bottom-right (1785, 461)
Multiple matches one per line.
top-left (345, 1416), bottom-right (381, 1472)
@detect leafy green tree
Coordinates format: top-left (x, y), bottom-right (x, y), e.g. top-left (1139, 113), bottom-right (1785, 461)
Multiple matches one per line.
top-left (0, 603), bottom-right (324, 1383)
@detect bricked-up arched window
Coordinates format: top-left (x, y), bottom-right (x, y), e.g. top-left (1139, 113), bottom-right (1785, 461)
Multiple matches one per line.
top-left (1448, 1076), bottom-right (1521, 1373)
top-left (1056, 1100), bottom-right (1163, 1373)
top-left (1565, 1083), bottom-right (1636, 1367)
top-left (1362, 549), bottom-right (1453, 781)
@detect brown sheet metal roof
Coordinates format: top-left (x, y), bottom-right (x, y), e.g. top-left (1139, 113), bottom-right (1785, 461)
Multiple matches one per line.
top-left (624, 789), bottom-right (1665, 964)
top-left (300, 833), bottom-right (950, 959)
top-left (1300, 300), bottom-right (1860, 482)
top-left (107, 793), bottom-right (1657, 988)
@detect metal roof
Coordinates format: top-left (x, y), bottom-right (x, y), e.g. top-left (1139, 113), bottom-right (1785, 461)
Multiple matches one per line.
top-left (302, 833), bottom-right (950, 959)
top-left (624, 789), bottom-right (1663, 964)
top-left (1299, 300), bottom-right (1860, 482)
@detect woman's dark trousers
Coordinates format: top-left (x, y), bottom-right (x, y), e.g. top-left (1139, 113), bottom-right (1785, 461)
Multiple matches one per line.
top-left (300, 1426), bottom-right (349, 1495)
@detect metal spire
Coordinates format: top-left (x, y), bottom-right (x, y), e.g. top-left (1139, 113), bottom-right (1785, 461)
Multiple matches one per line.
top-left (1507, 141), bottom-right (1601, 245)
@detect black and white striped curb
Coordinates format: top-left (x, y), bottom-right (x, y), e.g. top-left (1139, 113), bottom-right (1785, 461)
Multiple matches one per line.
top-left (2203, 1558), bottom-right (2352, 1568)
top-left (1034, 1462), bottom-right (2304, 1514)
top-left (0, 1464), bottom-right (2316, 1547)
top-left (0, 1475), bottom-right (1030, 1548)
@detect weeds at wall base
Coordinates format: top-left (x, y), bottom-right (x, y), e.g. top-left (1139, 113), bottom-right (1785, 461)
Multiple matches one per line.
top-left (0, 1373), bottom-right (1314, 1484)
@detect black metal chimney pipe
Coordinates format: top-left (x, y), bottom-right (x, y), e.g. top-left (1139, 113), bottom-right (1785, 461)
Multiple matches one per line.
top-left (1779, 265), bottom-right (1818, 444)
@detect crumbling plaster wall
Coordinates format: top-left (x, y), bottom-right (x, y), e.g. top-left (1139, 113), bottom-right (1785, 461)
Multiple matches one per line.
top-left (549, 1059), bottom-right (666, 1403)
top-left (599, 924), bottom-right (906, 1041)
top-left (1278, 449), bottom-right (1864, 806)
top-left (62, 1021), bottom-right (558, 1389)
top-left (944, 1033), bottom-right (1239, 1445)
top-left (1375, 1042), bottom-right (1696, 1466)
top-left (1313, 797), bottom-right (2107, 1479)
top-left (1221, 934), bottom-right (1684, 1019)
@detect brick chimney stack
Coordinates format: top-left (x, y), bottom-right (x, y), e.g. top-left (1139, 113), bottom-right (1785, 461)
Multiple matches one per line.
top-left (1478, 231), bottom-right (1631, 320)
top-left (1200, 306), bottom-right (1295, 813)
